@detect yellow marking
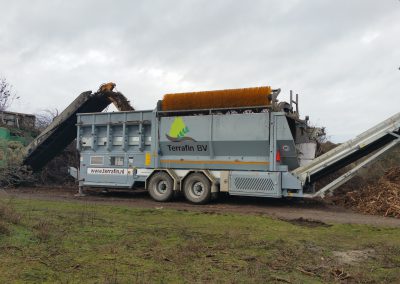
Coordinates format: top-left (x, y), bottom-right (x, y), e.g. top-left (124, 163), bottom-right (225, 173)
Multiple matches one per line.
top-left (145, 152), bottom-right (151, 166)
top-left (160, 159), bottom-right (269, 166)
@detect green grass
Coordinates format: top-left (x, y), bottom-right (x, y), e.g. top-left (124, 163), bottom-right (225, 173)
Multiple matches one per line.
top-left (0, 197), bottom-right (400, 283)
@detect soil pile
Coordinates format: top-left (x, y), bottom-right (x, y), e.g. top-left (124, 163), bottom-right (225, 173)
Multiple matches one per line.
top-left (332, 167), bottom-right (400, 218)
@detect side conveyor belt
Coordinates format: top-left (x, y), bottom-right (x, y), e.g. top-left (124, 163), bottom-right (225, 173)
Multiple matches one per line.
top-left (292, 112), bottom-right (400, 187)
top-left (23, 91), bottom-right (133, 171)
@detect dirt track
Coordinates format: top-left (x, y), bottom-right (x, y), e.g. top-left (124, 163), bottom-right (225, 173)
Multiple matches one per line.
top-left (2, 186), bottom-right (400, 227)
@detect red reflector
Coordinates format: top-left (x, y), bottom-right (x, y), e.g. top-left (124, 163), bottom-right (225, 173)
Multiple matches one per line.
top-left (276, 150), bottom-right (281, 162)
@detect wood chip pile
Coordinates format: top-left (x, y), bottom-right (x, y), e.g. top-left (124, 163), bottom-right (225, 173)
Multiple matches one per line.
top-left (331, 167), bottom-right (400, 218)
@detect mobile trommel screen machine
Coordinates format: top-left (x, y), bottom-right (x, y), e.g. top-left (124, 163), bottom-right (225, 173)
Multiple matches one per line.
top-left (71, 86), bottom-right (400, 204)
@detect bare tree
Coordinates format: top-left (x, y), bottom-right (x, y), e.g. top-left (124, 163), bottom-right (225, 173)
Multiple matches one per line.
top-left (0, 77), bottom-right (19, 111)
top-left (35, 108), bottom-right (60, 131)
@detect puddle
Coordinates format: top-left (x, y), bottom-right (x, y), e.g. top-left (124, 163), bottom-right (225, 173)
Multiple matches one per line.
top-left (286, 217), bottom-right (332, 228)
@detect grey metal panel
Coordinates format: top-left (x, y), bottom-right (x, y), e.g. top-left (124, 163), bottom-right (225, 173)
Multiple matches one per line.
top-left (77, 111), bottom-right (155, 188)
top-left (212, 141), bottom-right (269, 156)
top-left (81, 152), bottom-right (130, 186)
top-left (78, 110), bottom-right (153, 125)
top-left (97, 137), bottom-right (107, 146)
top-left (158, 112), bottom-right (271, 171)
top-left (78, 111), bottom-right (152, 152)
top-left (273, 113), bottom-right (299, 170)
top-left (213, 113), bottom-right (269, 141)
top-left (144, 136), bottom-right (152, 145)
top-left (112, 136), bottom-right (123, 146)
top-left (277, 139), bottom-right (299, 170)
top-left (81, 137), bottom-right (93, 147)
top-left (128, 136), bottom-right (140, 145)
top-left (229, 171), bottom-right (281, 197)
top-left (281, 172), bottom-right (302, 190)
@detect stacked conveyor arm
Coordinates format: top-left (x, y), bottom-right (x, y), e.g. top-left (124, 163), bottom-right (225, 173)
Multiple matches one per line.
top-left (23, 90), bottom-right (133, 171)
top-left (292, 112), bottom-right (400, 196)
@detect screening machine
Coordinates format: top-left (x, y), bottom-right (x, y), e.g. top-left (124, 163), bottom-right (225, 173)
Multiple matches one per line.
top-left (69, 85), bottom-right (400, 204)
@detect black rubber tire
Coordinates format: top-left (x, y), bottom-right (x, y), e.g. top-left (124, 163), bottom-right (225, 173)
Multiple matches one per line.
top-left (183, 173), bottom-right (211, 204)
top-left (148, 172), bottom-right (174, 202)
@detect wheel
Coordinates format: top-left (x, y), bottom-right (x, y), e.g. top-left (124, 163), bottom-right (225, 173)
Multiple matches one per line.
top-left (148, 172), bottom-right (174, 202)
top-left (183, 173), bottom-right (211, 204)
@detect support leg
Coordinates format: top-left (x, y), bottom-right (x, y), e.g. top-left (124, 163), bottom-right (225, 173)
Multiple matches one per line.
top-left (74, 185), bottom-right (86, 197)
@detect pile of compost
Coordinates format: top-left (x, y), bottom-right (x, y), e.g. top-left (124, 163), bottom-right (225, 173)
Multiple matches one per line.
top-left (331, 167), bottom-right (400, 218)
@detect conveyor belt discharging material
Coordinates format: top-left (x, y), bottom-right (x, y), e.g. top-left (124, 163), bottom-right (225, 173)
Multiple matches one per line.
top-left (292, 112), bottom-right (400, 198)
top-left (23, 90), bottom-right (133, 171)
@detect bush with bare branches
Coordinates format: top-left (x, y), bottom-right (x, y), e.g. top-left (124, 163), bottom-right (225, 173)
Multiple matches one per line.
top-left (0, 77), bottom-right (19, 111)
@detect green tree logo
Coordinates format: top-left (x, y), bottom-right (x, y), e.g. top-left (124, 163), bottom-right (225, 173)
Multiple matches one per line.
top-left (166, 117), bottom-right (196, 142)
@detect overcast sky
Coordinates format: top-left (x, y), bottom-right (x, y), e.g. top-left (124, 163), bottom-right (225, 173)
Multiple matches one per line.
top-left (1, 0), bottom-right (399, 142)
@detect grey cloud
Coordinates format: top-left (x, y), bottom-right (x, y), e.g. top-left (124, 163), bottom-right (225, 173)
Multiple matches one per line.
top-left (0, 0), bottom-right (399, 142)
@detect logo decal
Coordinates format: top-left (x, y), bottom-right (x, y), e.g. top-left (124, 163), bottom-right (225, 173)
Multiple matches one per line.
top-left (166, 117), bottom-right (197, 142)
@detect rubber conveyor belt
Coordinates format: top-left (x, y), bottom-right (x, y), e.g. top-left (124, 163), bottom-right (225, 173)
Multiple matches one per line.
top-left (23, 91), bottom-right (132, 171)
top-left (292, 112), bottom-right (400, 187)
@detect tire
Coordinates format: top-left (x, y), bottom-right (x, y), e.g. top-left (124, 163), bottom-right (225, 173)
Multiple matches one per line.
top-left (148, 172), bottom-right (174, 202)
top-left (183, 173), bottom-right (211, 204)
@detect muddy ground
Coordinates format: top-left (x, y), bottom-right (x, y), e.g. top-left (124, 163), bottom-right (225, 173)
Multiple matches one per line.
top-left (2, 186), bottom-right (400, 227)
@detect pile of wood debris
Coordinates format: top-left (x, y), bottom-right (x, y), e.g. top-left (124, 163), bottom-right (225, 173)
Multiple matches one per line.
top-left (331, 167), bottom-right (400, 218)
